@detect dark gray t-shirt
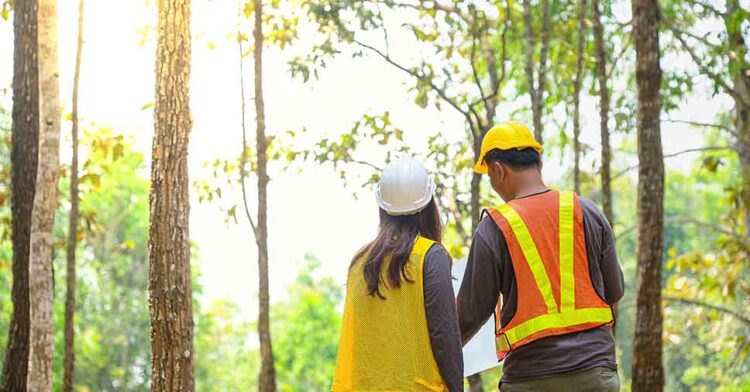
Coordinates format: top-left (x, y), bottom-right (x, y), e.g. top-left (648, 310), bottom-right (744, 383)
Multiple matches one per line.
top-left (456, 192), bottom-right (624, 383)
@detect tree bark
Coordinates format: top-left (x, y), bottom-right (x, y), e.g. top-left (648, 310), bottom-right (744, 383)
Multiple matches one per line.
top-left (149, 0), bottom-right (194, 390)
top-left (522, 0), bottom-right (550, 144)
top-left (736, 83), bottom-right (750, 243)
top-left (63, 0), bottom-right (84, 390)
top-left (630, 0), bottom-right (665, 390)
top-left (253, 1), bottom-right (277, 390)
top-left (1, 0), bottom-right (39, 389)
top-left (470, 128), bottom-right (483, 234)
top-left (725, 0), bottom-right (750, 242)
top-left (27, 0), bottom-right (61, 389)
top-left (572, 0), bottom-right (586, 194)
top-left (592, 0), bottom-right (613, 226)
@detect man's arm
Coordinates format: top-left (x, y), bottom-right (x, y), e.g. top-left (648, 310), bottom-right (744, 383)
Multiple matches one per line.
top-left (457, 219), bottom-right (502, 345)
top-left (600, 219), bottom-right (624, 304)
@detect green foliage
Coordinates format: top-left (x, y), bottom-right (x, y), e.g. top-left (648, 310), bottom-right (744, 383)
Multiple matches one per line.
top-left (0, 102), bottom-right (11, 363)
top-left (240, 0), bottom-right (300, 49)
top-left (660, 152), bottom-right (750, 390)
top-left (272, 254), bottom-right (343, 392)
top-left (0, 0), bottom-right (11, 21)
top-left (1, 1), bottom-right (749, 390)
top-left (52, 130), bottom-right (151, 391)
top-left (195, 299), bottom-right (258, 391)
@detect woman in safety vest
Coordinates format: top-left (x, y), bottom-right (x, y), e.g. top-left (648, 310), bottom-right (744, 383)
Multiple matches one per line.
top-left (332, 157), bottom-right (463, 392)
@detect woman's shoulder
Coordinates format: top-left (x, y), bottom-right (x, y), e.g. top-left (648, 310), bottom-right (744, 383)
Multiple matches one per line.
top-left (424, 242), bottom-right (452, 266)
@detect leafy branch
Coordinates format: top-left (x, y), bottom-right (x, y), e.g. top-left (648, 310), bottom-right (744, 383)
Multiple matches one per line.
top-left (612, 146), bottom-right (736, 180)
top-left (352, 38), bottom-right (480, 134)
top-left (238, 7), bottom-right (259, 238)
top-left (663, 295), bottom-right (750, 327)
top-left (669, 25), bottom-right (744, 105)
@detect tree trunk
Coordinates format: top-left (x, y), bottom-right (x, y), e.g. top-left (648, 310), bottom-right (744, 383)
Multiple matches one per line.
top-left (522, 0), bottom-right (550, 144)
top-left (736, 85), bottom-right (750, 243)
top-left (725, 0), bottom-right (750, 242)
top-left (470, 132), bottom-right (482, 234)
top-left (468, 130), bottom-right (485, 392)
top-left (572, 0), bottom-right (586, 194)
top-left (1, 0), bottom-right (39, 389)
top-left (536, 0), bottom-right (549, 145)
top-left (592, 0), bottom-right (613, 226)
top-left (63, 0), bottom-right (84, 390)
top-left (253, 1), bottom-right (277, 390)
top-left (149, 0), bottom-right (194, 390)
top-left (27, 0), bottom-right (61, 389)
top-left (630, 0), bottom-right (665, 390)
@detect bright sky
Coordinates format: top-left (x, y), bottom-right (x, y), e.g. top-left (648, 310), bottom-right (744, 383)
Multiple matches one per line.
top-left (0, 0), bottom-right (731, 318)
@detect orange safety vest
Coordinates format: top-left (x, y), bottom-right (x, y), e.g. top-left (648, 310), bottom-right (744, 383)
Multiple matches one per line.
top-left (332, 236), bottom-right (447, 392)
top-left (486, 190), bottom-right (614, 360)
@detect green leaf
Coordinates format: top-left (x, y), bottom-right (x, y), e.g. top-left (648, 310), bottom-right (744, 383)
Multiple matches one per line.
top-left (243, 2), bottom-right (253, 19)
top-left (80, 173), bottom-right (101, 188)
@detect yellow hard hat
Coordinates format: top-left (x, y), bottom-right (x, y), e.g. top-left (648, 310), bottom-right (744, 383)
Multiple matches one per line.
top-left (473, 121), bottom-right (543, 174)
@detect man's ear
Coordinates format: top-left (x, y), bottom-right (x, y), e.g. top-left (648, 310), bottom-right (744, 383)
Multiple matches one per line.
top-left (491, 161), bottom-right (505, 181)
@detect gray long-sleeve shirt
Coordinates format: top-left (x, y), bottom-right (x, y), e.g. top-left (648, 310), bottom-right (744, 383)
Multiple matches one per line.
top-left (457, 192), bottom-right (624, 383)
top-left (422, 244), bottom-right (464, 392)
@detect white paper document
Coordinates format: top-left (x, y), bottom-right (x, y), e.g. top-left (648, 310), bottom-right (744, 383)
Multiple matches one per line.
top-left (452, 258), bottom-right (502, 378)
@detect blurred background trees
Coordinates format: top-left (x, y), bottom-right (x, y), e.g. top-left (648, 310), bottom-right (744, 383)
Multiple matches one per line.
top-left (0, 0), bottom-right (748, 390)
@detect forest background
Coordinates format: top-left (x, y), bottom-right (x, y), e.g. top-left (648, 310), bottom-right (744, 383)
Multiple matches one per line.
top-left (0, 0), bottom-right (748, 391)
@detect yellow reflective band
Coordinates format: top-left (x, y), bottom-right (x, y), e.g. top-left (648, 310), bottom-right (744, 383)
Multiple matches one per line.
top-left (497, 204), bottom-right (558, 314)
top-left (504, 307), bottom-right (614, 345)
top-left (559, 191), bottom-right (575, 312)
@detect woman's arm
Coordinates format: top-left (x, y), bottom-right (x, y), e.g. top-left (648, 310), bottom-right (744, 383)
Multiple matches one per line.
top-left (423, 244), bottom-right (464, 392)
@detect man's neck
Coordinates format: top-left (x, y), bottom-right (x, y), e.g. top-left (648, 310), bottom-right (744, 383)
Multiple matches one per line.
top-left (511, 175), bottom-right (548, 200)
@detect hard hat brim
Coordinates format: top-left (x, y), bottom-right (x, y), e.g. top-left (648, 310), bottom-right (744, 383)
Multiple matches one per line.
top-left (473, 144), bottom-right (543, 175)
top-left (473, 159), bottom-right (488, 174)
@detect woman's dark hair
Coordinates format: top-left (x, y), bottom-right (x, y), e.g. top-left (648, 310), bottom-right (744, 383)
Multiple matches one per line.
top-left (484, 147), bottom-right (541, 169)
top-left (351, 198), bottom-right (442, 300)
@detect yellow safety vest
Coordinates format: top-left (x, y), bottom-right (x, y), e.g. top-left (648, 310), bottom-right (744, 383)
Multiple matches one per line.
top-left (332, 236), bottom-right (447, 392)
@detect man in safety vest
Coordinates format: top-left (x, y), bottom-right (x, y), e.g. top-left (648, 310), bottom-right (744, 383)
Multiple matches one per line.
top-left (457, 121), bottom-right (624, 391)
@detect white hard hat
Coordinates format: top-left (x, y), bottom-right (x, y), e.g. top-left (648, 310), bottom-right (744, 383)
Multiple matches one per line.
top-left (375, 157), bottom-right (436, 216)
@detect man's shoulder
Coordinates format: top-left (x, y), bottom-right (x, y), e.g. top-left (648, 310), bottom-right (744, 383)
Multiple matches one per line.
top-left (577, 194), bottom-right (597, 209)
top-left (577, 195), bottom-right (612, 231)
top-left (477, 212), bottom-right (501, 235)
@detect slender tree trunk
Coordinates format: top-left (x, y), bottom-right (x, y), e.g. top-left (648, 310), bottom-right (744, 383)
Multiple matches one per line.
top-left (592, 0), bottom-right (613, 226)
top-left (1, 0), bottom-right (39, 389)
top-left (253, 1), bottom-right (276, 390)
top-left (630, 0), bottom-right (665, 390)
top-left (522, 0), bottom-right (550, 143)
top-left (27, 0), bottom-right (61, 389)
top-left (470, 131), bottom-right (482, 233)
top-left (536, 0), bottom-right (549, 144)
top-left (63, 1), bottom-right (84, 390)
top-left (468, 127), bottom-right (485, 392)
top-left (572, 0), bottom-right (586, 194)
top-left (149, 0), bottom-right (194, 390)
top-left (725, 0), bottom-right (750, 242)
top-left (736, 87), bottom-right (750, 243)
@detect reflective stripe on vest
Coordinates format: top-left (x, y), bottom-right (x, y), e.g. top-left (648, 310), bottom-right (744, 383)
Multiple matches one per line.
top-left (490, 191), bottom-right (613, 358)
